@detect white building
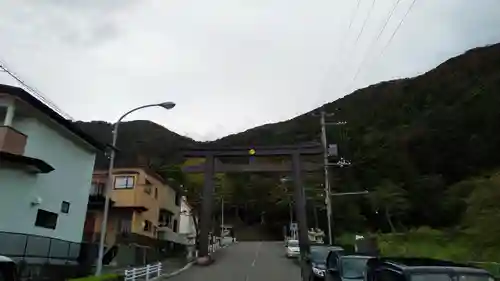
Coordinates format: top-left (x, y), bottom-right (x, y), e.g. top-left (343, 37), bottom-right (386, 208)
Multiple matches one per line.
top-left (0, 84), bottom-right (105, 264)
top-left (179, 196), bottom-right (197, 245)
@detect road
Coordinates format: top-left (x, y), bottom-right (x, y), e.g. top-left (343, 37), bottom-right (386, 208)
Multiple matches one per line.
top-left (167, 241), bottom-right (301, 281)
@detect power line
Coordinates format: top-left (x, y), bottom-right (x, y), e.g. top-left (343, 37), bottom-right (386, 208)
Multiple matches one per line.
top-left (340, 0), bottom-right (362, 54)
top-left (352, 0), bottom-right (377, 49)
top-left (380, 0), bottom-right (418, 58)
top-left (344, 0), bottom-right (419, 94)
top-left (315, 0), bottom-right (362, 107)
top-left (349, 0), bottom-right (404, 86)
top-left (0, 60), bottom-right (74, 120)
top-left (336, 0), bottom-right (377, 96)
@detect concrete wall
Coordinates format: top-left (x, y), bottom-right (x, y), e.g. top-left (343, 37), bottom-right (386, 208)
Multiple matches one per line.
top-left (0, 117), bottom-right (96, 243)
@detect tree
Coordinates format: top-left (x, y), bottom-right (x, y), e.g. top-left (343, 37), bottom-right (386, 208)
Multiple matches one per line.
top-left (369, 180), bottom-right (409, 232)
top-left (462, 174), bottom-right (500, 249)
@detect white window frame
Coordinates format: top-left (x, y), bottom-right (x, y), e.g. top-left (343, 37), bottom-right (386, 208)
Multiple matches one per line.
top-left (114, 176), bottom-right (135, 189)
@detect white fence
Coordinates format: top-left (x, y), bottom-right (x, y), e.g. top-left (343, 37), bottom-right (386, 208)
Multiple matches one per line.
top-left (124, 262), bottom-right (162, 281)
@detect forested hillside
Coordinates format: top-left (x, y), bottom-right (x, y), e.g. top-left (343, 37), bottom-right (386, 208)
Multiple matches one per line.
top-left (77, 42), bottom-right (500, 240)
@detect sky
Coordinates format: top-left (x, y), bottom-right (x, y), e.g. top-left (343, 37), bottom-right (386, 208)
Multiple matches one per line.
top-left (0, 0), bottom-right (499, 141)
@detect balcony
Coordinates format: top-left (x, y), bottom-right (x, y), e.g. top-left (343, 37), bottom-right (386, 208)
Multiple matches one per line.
top-left (0, 126), bottom-right (54, 174)
top-left (0, 126), bottom-right (27, 155)
top-left (88, 183), bottom-right (115, 209)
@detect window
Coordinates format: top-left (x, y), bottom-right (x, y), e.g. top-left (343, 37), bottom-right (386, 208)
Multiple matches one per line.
top-left (374, 269), bottom-right (404, 281)
top-left (61, 201), bottom-right (70, 214)
top-left (154, 187), bottom-right (158, 199)
top-left (34, 209), bottom-right (58, 229)
top-left (173, 219), bottom-right (178, 232)
top-left (90, 183), bottom-right (105, 195)
top-left (340, 257), bottom-right (370, 279)
top-left (327, 252), bottom-right (340, 269)
top-left (175, 193), bottom-right (181, 206)
top-left (119, 219), bottom-right (132, 233)
top-left (159, 210), bottom-right (173, 227)
top-left (114, 176), bottom-right (134, 189)
top-left (143, 220), bottom-right (152, 232)
top-left (144, 185), bottom-right (151, 194)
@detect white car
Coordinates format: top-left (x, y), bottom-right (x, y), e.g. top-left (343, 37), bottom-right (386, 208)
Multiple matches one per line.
top-left (285, 239), bottom-right (300, 258)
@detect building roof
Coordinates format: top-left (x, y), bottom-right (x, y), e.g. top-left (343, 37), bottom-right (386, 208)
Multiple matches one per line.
top-left (0, 84), bottom-right (106, 152)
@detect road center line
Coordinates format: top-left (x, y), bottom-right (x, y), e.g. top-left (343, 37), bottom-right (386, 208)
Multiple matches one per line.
top-left (251, 242), bottom-right (262, 267)
top-left (245, 242), bottom-right (263, 281)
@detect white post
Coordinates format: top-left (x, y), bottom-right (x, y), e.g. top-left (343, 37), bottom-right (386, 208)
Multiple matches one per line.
top-left (131, 268), bottom-right (136, 281)
top-left (146, 264), bottom-right (151, 281)
top-left (157, 262), bottom-right (162, 277)
top-left (3, 102), bottom-right (15, 126)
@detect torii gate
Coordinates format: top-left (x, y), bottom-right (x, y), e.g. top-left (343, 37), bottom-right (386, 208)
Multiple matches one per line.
top-left (183, 143), bottom-right (323, 281)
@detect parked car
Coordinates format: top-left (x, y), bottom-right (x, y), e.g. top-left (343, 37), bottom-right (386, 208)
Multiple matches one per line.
top-left (286, 239), bottom-right (300, 258)
top-left (325, 254), bottom-right (373, 281)
top-left (363, 257), bottom-right (494, 281)
top-left (0, 256), bottom-right (19, 281)
top-left (309, 245), bottom-right (344, 280)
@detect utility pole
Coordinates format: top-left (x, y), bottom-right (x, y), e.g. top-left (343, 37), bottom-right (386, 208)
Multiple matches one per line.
top-left (315, 107), bottom-right (348, 245)
top-left (319, 108), bottom-right (333, 245)
top-left (220, 197), bottom-right (224, 239)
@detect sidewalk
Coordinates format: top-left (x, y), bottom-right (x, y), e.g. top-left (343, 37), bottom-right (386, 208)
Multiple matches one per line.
top-left (99, 257), bottom-right (189, 276)
top-left (159, 242), bottom-right (234, 279)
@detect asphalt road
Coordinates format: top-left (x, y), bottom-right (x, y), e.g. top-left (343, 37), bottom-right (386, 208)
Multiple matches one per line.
top-left (167, 241), bottom-right (302, 281)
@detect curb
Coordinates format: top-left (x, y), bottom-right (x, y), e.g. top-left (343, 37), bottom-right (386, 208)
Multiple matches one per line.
top-left (158, 261), bottom-right (196, 279)
top-left (158, 243), bottom-right (235, 279)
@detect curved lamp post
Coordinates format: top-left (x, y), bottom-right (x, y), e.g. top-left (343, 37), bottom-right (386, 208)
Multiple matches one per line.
top-left (95, 102), bottom-right (176, 276)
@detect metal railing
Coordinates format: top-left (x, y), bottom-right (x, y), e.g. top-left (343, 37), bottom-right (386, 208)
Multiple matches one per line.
top-left (124, 262), bottom-right (162, 281)
top-left (0, 231), bottom-right (80, 264)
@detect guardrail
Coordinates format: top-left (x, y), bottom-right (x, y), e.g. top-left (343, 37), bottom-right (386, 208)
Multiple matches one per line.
top-left (124, 262), bottom-right (162, 281)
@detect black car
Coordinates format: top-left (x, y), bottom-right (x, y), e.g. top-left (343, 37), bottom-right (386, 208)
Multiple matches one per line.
top-left (326, 254), bottom-right (373, 281)
top-left (364, 257), bottom-right (494, 281)
top-left (308, 245), bottom-right (345, 280)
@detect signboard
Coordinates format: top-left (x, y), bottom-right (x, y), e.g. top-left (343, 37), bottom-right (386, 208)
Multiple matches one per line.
top-left (290, 222), bottom-right (298, 231)
top-left (328, 144), bottom-right (338, 157)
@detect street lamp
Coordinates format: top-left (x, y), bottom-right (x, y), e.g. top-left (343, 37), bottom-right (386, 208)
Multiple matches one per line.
top-left (95, 102), bottom-right (176, 276)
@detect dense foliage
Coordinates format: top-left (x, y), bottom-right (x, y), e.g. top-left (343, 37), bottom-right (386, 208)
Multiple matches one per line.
top-left (77, 42), bottom-right (500, 239)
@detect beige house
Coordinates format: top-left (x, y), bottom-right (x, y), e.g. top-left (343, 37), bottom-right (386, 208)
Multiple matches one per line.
top-left (83, 168), bottom-right (181, 247)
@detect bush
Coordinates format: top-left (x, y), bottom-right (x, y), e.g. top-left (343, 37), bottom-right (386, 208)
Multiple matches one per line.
top-left (67, 274), bottom-right (121, 281)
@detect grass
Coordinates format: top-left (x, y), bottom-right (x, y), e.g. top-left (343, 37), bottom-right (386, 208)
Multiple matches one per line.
top-left (67, 274), bottom-right (121, 281)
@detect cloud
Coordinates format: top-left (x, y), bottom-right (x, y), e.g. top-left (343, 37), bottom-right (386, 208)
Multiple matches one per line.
top-left (0, 0), bottom-right (499, 141)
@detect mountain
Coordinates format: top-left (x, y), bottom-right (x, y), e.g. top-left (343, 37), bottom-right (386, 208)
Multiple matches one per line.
top-left (77, 42), bottom-right (500, 233)
top-left (75, 120), bottom-right (197, 169)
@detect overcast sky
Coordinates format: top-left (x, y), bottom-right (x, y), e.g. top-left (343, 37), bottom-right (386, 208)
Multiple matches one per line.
top-left (0, 0), bottom-right (499, 141)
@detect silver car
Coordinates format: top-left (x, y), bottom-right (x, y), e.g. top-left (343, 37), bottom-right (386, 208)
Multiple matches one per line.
top-left (285, 239), bottom-right (300, 258)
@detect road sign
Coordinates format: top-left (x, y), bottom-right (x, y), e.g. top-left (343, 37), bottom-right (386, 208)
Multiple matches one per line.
top-left (290, 222), bottom-right (298, 231)
top-left (328, 144), bottom-right (338, 157)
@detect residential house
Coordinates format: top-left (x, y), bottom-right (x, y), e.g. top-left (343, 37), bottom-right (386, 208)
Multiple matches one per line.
top-left (178, 196), bottom-right (196, 245)
top-left (83, 168), bottom-right (182, 249)
top-left (0, 84), bottom-right (105, 265)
